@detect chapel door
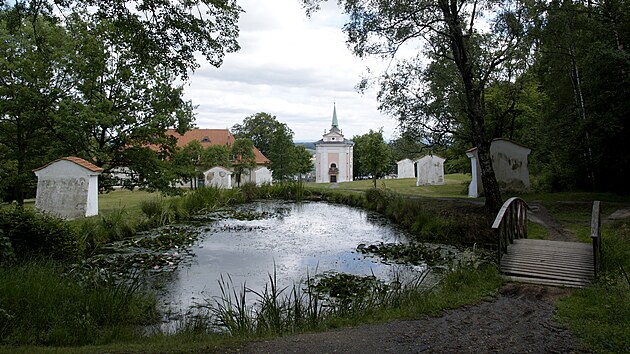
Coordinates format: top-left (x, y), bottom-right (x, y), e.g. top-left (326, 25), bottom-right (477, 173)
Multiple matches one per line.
top-left (330, 175), bottom-right (337, 183)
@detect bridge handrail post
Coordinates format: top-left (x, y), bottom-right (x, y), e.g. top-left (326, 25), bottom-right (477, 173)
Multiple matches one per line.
top-left (591, 201), bottom-right (602, 278)
top-left (492, 197), bottom-right (528, 264)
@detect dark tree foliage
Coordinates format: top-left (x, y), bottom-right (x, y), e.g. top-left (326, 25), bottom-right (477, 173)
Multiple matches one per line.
top-left (534, 0), bottom-right (630, 193)
top-left (232, 112), bottom-right (300, 180)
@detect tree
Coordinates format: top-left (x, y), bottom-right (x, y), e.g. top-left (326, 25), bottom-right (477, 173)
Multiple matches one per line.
top-left (1, 0), bottom-right (242, 197)
top-left (353, 129), bottom-right (392, 188)
top-left (293, 145), bottom-right (314, 180)
top-left (231, 138), bottom-right (257, 187)
top-left (302, 0), bottom-right (537, 211)
top-left (390, 131), bottom-right (427, 164)
top-left (232, 112), bottom-right (296, 179)
top-left (6, 0), bottom-right (242, 79)
top-left (170, 142), bottom-right (232, 189)
top-left (533, 0), bottom-right (630, 193)
top-left (0, 10), bottom-right (74, 203)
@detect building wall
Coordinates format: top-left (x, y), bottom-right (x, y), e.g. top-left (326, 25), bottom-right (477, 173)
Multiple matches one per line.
top-left (397, 159), bottom-right (415, 179)
top-left (316, 144), bottom-right (353, 183)
top-left (34, 160), bottom-right (99, 219)
top-left (416, 155), bottom-right (445, 186)
top-left (467, 140), bottom-right (531, 197)
top-left (205, 167), bottom-right (232, 189)
top-left (254, 166), bottom-right (272, 185)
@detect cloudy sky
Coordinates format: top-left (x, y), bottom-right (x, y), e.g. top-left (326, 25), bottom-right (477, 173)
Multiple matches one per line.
top-left (183, 0), bottom-right (399, 142)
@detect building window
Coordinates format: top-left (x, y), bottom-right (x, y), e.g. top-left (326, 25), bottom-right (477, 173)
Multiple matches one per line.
top-left (201, 136), bottom-right (210, 142)
top-left (330, 163), bottom-right (337, 168)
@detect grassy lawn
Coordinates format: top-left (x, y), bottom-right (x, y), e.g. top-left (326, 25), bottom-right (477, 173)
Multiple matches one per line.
top-left (307, 173), bottom-right (473, 199)
top-left (97, 189), bottom-right (164, 216)
top-left (5, 189), bottom-right (162, 216)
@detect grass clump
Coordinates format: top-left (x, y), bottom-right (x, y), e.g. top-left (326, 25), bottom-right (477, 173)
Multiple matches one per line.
top-left (556, 220), bottom-right (630, 353)
top-left (0, 261), bottom-right (158, 346)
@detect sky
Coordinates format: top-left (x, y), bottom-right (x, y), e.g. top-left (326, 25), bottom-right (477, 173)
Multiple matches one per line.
top-left (183, 0), bottom-right (399, 142)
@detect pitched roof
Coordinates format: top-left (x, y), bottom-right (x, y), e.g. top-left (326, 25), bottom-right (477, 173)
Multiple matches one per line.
top-left (33, 156), bottom-right (104, 173)
top-left (166, 128), bottom-right (270, 165)
top-left (166, 128), bottom-right (235, 147)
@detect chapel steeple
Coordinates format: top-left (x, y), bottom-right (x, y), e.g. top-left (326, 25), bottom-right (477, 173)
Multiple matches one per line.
top-left (331, 103), bottom-right (339, 131)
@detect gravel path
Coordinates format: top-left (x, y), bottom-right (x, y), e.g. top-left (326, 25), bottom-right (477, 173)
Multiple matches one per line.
top-left (230, 284), bottom-right (588, 354)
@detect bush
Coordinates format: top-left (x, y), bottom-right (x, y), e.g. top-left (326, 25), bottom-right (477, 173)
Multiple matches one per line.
top-left (0, 206), bottom-right (80, 262)
top-left (0, 229), bottom-right (16, 264)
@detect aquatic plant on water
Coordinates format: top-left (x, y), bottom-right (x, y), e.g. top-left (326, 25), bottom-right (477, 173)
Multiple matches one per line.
top-left (356, 242), bottom-right (453, 267)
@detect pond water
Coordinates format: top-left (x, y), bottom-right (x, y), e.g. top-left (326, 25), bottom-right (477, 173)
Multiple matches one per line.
top-left (156, 201), bottom-right (436, 315)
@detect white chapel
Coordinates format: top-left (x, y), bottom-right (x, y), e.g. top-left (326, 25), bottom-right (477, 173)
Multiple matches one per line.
top-left (315, 105), bottom-right (354, 183)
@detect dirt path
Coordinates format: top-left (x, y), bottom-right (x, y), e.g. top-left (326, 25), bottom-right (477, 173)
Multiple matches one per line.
top-left (228, 284), bottom-right (588, 354)
top-left (527, 202), bottom-right (578, 242)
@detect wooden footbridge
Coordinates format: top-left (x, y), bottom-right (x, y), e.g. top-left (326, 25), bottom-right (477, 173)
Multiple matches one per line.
top-left (493, 198), bottom-right (601, 288)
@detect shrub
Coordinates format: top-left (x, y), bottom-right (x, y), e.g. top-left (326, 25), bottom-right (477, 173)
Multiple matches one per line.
top-left (0, 206), bottom-right (80, 262)
top-left (0, 229), bottom-right (16, 264)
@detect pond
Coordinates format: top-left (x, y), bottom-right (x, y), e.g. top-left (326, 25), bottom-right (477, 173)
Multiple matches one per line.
top-left (152, 200), bottom-right (451, 318)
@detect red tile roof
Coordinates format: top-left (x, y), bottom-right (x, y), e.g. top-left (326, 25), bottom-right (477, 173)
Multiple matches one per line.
top-left (166, 129), bottom-right (270, 165)
top-left (33, 156), bottom-right (104, 173)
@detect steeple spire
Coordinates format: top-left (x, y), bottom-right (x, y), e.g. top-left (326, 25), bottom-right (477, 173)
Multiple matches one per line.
top-left (331, 103), bottom-right (339, 129)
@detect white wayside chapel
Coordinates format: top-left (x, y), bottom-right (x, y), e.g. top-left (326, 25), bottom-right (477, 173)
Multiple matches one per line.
top-left (315, 105), bottom-right (354, 183)
top-left (33, 156), bottom-right (103, 220)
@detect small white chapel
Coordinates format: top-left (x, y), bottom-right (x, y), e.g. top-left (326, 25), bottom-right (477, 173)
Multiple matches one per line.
top-left (315, 105), bottom-right (354, 183)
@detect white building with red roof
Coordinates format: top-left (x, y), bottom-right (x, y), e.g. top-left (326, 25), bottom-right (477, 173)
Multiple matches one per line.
top-left (33, 157), bottom-right (103, 219)
top-left (166, 128), bottom-right (272, 188)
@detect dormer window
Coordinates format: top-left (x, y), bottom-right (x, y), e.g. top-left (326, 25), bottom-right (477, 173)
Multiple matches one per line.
top-left (201, 136), bottom-right (210, 143)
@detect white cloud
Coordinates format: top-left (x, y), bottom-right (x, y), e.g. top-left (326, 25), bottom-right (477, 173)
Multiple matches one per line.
top-left (184, 0), bottom-right (399, 141)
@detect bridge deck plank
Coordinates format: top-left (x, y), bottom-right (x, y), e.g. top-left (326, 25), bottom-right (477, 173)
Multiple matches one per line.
top-left (500, 239), bottom-right (594, 288)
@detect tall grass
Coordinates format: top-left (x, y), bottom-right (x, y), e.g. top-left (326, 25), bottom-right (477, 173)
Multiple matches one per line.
top-left (0, 261), bottom-right (158, 346)
top-left (181, 262), bottom-right (502, 339)
top-left (556, 220), bottom-right (630, 353)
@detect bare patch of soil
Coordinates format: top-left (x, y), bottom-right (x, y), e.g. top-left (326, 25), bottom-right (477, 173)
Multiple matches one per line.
top-left (225, 284), bottom-right (588, 354)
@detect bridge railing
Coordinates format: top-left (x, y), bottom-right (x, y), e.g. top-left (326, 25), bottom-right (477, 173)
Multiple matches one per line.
top-left (591, 201), bottom-right (602, 278)
top-left (492, 197), bottom-right (528, 264)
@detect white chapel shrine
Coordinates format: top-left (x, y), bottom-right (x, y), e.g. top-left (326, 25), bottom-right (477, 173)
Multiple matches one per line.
top-left (315, 105), bottom-right (354, 183)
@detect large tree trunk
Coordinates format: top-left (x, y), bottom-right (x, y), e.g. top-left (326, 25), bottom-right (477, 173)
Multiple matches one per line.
top-left (441, 0), bottom-right (503, 211)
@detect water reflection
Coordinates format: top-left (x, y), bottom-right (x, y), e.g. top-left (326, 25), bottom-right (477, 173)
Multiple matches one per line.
top-left (158, 201), bottom-right (422, 313)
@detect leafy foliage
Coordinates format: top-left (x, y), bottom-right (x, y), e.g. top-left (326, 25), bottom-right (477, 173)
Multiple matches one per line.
top-left (352, 129), bottom-right (392, 186)
top-left (0, 0), bottom-right (242, 200)
top-left (231, 138), bottom-right (257, 187)
top-left (0, 206), bottom-right (80, 262)
top-left (232, 112), bottom-right (302, 180)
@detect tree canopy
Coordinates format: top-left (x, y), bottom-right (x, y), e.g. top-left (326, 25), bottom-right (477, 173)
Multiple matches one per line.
top-left (353, 129), bottom-right (392, 187)
top-left (232, 112), bottom-right (306, 181)
top-left (0, 1), bottom-right (242, 201)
